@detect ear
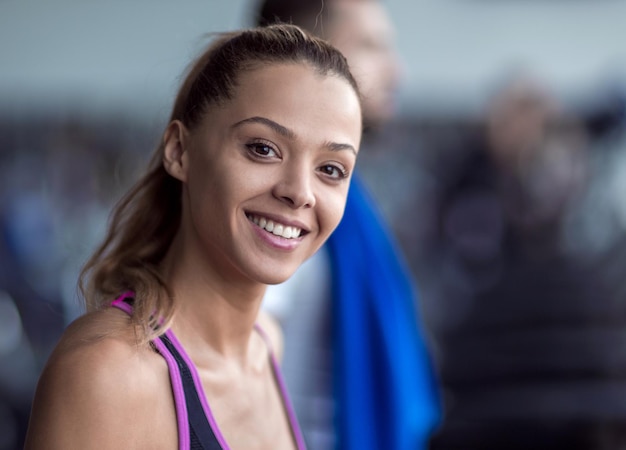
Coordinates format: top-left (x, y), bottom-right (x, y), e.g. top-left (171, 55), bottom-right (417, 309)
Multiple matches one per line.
top-left (163, 120), bottom-right (189, 182)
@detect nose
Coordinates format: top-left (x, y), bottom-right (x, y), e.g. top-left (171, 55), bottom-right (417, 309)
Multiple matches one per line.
top-left (272, 162), bottom-right (316, 209)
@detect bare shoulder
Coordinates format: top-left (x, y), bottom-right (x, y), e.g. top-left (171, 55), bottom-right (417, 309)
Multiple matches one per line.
top-left (257, 309), bottom-right (285, 362)
top-left (42, 307), bottom-right (151, 378)
top-left (25, 308), bottom-right (176, 450)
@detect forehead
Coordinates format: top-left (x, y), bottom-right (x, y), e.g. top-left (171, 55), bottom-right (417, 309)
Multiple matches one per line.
top-left (234, 62), bottom-right (357, 105)
top-left (205, 62), bottom-right (362, 145)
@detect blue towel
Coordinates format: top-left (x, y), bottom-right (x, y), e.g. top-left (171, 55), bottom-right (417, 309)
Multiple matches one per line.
top-left (327, 174), bottom-right (442, 450)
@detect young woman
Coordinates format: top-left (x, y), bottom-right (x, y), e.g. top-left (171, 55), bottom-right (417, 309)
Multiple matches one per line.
top-left (24, 24), bottom-right (362, 450)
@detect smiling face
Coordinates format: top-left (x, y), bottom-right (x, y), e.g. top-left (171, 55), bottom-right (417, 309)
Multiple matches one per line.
top-left (164, 63), bottom-right (362, 286)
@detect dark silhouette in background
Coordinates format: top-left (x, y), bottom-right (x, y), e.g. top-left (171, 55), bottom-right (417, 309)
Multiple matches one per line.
top-left (0, 117), bottom-right (151, 450)
top-left (389, 73), bottom-right (626, 450)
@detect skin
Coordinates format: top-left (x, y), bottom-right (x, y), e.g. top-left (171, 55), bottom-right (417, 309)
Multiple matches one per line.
top-left (325, 0), bottom-right (402, 127)
top-left (24, 62), bottom-right (362, 450)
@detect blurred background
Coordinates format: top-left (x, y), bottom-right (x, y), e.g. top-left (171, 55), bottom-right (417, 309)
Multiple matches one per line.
top-left (3, 0), bottom-right (626, 449)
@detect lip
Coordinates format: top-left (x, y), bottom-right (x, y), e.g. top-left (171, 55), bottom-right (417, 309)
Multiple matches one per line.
top-left (245, 210), bottom-right (310, 251)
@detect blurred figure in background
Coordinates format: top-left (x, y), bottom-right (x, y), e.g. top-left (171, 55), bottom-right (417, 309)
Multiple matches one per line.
top-left (0, 117), bottom-right (150, 449)
top-left (413, 72), bottom-right (626, 449)
top-left (252, 1), bottom-right (442, 449)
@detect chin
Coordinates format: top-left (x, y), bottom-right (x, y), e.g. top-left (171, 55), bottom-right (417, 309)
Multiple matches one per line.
top-left (255, 268), bottom-right (296, 286)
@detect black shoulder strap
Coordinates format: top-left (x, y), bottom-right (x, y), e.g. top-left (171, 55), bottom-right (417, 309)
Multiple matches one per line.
top-left (158, 334), bottom-right (223, 450)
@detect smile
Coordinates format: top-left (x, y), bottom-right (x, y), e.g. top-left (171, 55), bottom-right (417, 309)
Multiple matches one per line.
top-left (246, 214), bottom-right (303, 239)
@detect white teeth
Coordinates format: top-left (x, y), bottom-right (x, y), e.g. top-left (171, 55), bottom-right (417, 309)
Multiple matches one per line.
top-left (272, 224), bottom-right (284, 236)
top-left (248, 214), bottom-right (302, 239)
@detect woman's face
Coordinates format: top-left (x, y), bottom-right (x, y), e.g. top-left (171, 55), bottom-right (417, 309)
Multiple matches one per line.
top-left (168, 63), bottom-right (362, 285)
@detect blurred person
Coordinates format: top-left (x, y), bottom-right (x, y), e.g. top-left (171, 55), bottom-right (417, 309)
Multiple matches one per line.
top-left (1, 116), bottom-right (150, 449)
top-left (418, 72), bottom-right (626, 449)
top-left (25, 24), bottom-right (363, 449)
top-left (0, 141), bottom-right (67, 450)
top-left (253, 1), bottom-right (442, 450)
top-left (484, 75), bottom-right (589, 238)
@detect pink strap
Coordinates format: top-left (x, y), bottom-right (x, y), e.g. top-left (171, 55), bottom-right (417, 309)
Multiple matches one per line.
top-left (254, 323), bottom-right (308, 450)
top-left (110, 290), bottom-right (135, 314)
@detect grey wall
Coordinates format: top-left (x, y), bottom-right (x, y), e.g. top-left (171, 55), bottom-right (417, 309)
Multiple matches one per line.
top-left (2, 0), bottom-right (625, 118)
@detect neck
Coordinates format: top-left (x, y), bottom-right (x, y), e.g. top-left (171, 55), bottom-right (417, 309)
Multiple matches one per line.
top-left (159, 235), bottom-right (267, 367)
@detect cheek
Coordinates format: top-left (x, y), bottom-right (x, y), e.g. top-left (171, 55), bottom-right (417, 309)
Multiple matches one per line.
top-left (185, 159), bottom-right (234, 227)
top-left (319, 188), bottom-right (350, 236)
top-left (236, 167), bottom-right (275, 192)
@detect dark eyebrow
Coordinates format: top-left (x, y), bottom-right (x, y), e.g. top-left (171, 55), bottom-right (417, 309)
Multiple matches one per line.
top-left (231, 116), bottom-right (295, 140)
top-left (325, 141), bottom-right (358, 156)
top-left (232, 116), bottom-right (357, 156)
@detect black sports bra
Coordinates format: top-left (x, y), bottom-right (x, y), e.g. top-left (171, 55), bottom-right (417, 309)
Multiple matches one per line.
top-left (111, 291), bottom-right (307, 450)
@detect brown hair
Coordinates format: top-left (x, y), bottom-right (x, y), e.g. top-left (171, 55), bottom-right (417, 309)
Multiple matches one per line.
top-left (79, 24), bottom-right (360, 340)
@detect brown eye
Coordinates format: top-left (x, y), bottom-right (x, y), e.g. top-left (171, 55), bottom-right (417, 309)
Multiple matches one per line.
top-left (246, 142), bottom-right (278, 158)
top-left (319, 164), bottom-right (348, 179)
